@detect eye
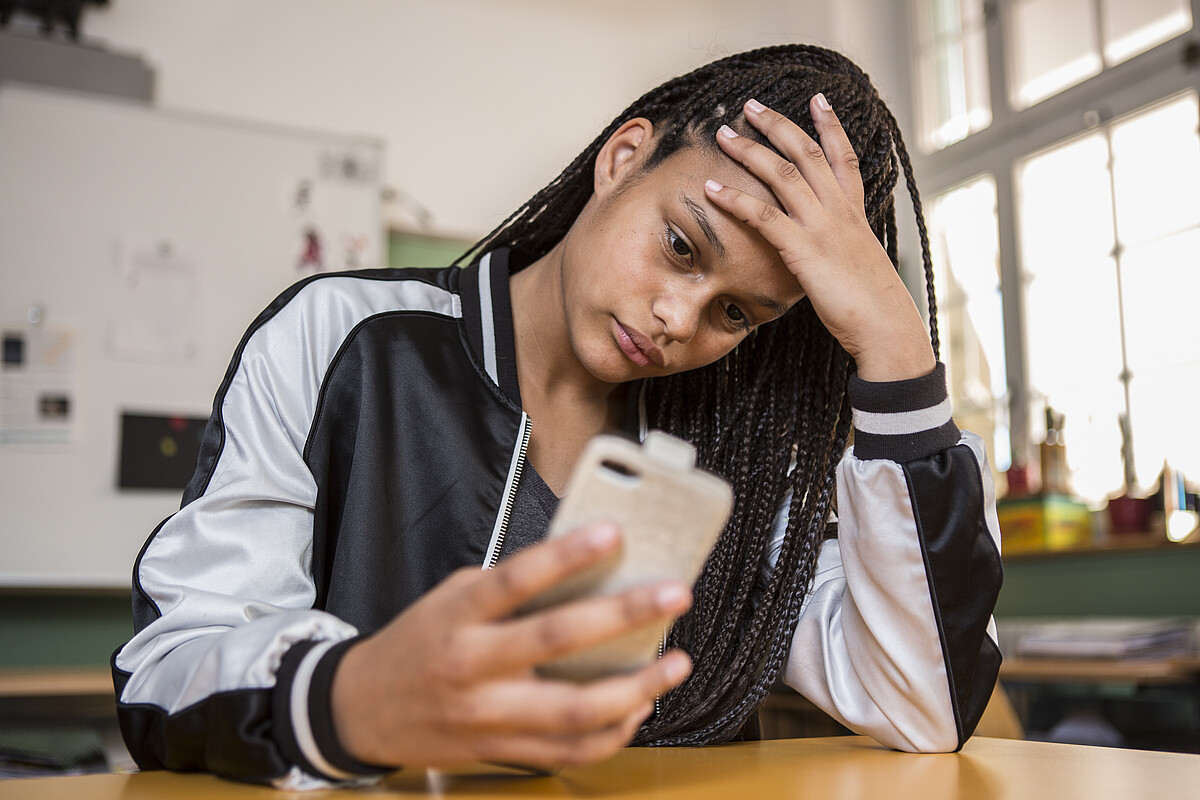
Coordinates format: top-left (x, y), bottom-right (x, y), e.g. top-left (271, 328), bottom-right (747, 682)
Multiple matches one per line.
top-left (724, 302), bottom-right (752, 333)
top-left (665, 227), bottom-right (693, 262)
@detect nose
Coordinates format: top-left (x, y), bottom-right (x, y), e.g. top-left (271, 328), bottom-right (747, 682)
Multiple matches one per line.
top-left (652, 284), bottom-right (704, 344)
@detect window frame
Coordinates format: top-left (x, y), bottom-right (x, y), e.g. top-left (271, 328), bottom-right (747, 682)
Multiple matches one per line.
top-left (906, 0), bottom-right (1200, 469)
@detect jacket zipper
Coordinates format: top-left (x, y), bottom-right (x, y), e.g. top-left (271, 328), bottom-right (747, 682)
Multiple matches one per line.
top-left (485, 413), bottom-right (531, 570)
top-left (487, 412), bottom-right (666, 719)
top-left (655, 631), bottom-right (666, 718)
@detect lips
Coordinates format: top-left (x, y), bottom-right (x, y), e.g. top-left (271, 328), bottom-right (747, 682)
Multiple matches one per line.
top-left (615, 321), bottom-right (665, 368)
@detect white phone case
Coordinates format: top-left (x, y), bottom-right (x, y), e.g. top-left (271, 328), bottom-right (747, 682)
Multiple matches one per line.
top-left (521, 430), bottom-right (733, 681)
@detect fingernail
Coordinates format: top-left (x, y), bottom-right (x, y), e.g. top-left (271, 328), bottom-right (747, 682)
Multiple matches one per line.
top-left (665, 653), bottom-right (692, 683)
top-left (705, 179), bottom-right (723, 193)
top-left (814, 92), bottom-right (832, 111)
top-left (656, 583), bottom-right (689, 609)
top-left (745, 98), bottom-right (766, 113)
top-left (584, 522), bottom-right (620, 550)
top-left (717, 124), bottom-right (738, 139)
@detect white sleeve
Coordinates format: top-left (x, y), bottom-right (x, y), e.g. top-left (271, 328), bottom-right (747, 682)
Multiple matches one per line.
top-left (777, 430), bottom-right (1003, 753)
top-left (111, 275), bottom-right (427, 786)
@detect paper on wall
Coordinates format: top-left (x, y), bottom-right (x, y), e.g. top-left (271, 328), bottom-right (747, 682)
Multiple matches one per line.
top-left (0, 324), bottom-right (76, 445)
top-left (111, 239), bottom-right (200, 361)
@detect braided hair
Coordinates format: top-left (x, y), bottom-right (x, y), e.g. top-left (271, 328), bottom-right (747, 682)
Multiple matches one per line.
top-left (462, 44), bottom-right (939, 745)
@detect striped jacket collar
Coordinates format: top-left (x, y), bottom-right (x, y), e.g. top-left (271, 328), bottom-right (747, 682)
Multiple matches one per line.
top-left (456, 249), bottom-right (521, 411)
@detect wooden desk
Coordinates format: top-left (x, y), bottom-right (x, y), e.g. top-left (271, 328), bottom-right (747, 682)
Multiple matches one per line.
top-left (2, 736), bottom-right (1197, 799)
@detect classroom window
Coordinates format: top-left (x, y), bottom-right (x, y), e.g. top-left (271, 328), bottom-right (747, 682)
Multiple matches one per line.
top-left (908, 0), bottom-right (1199, 506)
top-left (912, 0), bottom-right (992, 152)
top-left (1009, 0), bottom-right (1193, 108)
top-left (1015, 92), bottom-right (1200, 501)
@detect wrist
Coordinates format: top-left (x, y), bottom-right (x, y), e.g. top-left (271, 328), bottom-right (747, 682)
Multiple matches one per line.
top-left (853, 342), bottom-right (936, 383)
top-left (274, 636), bottom-right (394, 782)
top-left (841, 285), bottom-right (936, 382)
top-left (329, 636), bottom-right (393, 770)
top-left (849, 314), bottom-right (936, 383)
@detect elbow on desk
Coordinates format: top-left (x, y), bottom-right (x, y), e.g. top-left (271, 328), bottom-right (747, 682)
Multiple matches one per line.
top-left (864, 673), bottom-right (1011, 754)
top-left (864, 714), bottom-right (961, 754)
top-left (831, 679), bottom-right (963, 754)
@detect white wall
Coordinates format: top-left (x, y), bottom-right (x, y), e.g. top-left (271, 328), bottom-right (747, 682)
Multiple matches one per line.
top-left (84, 0), bottom-right (913, 242)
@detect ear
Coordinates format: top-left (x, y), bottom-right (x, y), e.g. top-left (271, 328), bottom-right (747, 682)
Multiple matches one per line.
top-left (594, 118), bottom-right (654, 198)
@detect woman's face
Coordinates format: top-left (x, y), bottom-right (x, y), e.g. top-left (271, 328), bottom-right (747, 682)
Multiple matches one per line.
top-left (557, 130), bottom-right (805, 386)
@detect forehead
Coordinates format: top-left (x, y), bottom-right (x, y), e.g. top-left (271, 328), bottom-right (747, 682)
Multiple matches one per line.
top-left (647, 141), bottom-right (781, 208)
top-left (640, 145), bottom-right (802, 308)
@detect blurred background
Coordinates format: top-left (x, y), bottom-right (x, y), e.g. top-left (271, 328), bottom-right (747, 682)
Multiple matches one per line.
top-left (1, 0), bottom-right (1197, 776)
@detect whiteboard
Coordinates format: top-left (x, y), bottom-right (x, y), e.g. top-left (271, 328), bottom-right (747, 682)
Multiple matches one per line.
top-left (0, 85), bottom-right (384, 588)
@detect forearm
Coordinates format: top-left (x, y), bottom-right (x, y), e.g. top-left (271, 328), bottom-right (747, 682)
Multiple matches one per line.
top-left (113, 598), bottom-right (366, 786)
top-left (782, 366), bottom-right (1003, 752)
top-left (111, 492), bottom-right (381, 787)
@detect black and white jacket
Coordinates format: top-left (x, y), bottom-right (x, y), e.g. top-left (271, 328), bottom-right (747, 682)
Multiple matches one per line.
top-left (111, 249), bottom-right (1003, 789)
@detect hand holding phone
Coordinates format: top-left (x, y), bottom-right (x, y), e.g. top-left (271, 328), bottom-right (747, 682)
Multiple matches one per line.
top-left (521, 431), bottom-right (733, 681)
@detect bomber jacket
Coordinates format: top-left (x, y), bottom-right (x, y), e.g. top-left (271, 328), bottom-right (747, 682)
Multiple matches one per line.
top-left (111, 249), bottom-right (1004, 789)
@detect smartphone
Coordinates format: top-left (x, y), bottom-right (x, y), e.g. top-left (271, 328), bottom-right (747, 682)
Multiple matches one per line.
top-left (520, 430), bottom-right (733, 681)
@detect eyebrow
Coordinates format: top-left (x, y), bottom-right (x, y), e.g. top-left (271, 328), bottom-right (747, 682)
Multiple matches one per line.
top-left (682, 193), bottom-right (788, 320)
top-left (682, 194), bottom-right (726, 260)
top-left (753, 293), bottom-right (788, 320)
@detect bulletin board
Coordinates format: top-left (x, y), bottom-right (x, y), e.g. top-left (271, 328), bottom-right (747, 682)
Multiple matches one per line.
top-left (0, 85), bottom-right (384, 588)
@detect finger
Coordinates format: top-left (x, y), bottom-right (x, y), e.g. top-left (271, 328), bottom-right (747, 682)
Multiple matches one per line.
top-left (451, 650), bottom-right (692, 736)
top-left (470, 702), bottom-right (651, 770)
top-left (703, 178), bottom-right (813, 264)
top-left (740, 97), bottom-right (855, 212)
top-left (807, 93), bottom-right (865, 211)
top-left (461, 522), bottom-right (623, 621)
top-left (714, 121), bottom-right (820, 222)
top-left (464, 580), bottom-right (692, 677)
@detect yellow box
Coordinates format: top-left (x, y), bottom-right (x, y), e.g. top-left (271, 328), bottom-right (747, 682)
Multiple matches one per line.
top-left (997, 495), bottom-right (1091, 554)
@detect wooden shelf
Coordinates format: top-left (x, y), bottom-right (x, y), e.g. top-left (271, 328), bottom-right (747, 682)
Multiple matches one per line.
top-left (1003, 532), bottom-right (1199, 561)
top-left (1000, 656), bottom-right (1200, 685)
top-left (0, 667), bottom-right (113, 698)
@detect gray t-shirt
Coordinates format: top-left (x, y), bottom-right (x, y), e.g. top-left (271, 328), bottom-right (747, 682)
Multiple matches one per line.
top-left (497, 461), bottom-right (560, 561)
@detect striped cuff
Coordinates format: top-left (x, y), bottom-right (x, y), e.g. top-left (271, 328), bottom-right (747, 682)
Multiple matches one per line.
top-left (273, 637), bottom-right (395, 783)
top-left (849, 362), bottom-right (960, 463)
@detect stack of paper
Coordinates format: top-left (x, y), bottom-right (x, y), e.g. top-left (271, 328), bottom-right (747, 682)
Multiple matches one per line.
top-left (1014, 618), bottom-right (1193, 660)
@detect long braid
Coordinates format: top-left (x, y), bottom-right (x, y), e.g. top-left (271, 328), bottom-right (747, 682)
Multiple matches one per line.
top-left (461, 44), bottom-right (938, 745)
top-left (880, 106), bottom-right (941, 360)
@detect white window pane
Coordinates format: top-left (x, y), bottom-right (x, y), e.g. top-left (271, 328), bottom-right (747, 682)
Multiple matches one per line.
top-left (1024, 254), bottom-right (1125, 395)
top-left (930, 176), bottom-right (1009, 469)
top-left (918, 45), bottom-right (965, 149)
top-left (1020, 137), bottom-right (1122, 407)
top-left (1120, 230), bottom-right (1200, 375)
top-left (1011, 0), bottom-right (1101, 107)
top-left (1128, 364), bottom-right (1200, 487)
top-left (1103, 0), bottom-right (1192, 64)
top-left (1018, 132), bottom-right (1114, 267)
top-left (935, 178), bottom-right (1002, 297)
top-left (962, 27), bottom-right (993, 133)
top-left (1110, 93), bottom-right (1200, 245)
top-left (917, 36), bottom-right (992, 151)
top-left (913, 0), bottom-right (990, 152)
top-left (913, 0), bottom-right (986, 45)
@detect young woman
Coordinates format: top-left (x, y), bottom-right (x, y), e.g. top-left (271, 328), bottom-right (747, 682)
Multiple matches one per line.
top-left (112, 44), bottom-right (1002, 788)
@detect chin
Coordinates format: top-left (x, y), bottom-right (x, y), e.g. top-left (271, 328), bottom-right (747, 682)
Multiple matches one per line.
top-left (580, 348), bottom-right (642, 385)
top-left (587, 361), bottom-right (638, 385)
